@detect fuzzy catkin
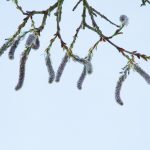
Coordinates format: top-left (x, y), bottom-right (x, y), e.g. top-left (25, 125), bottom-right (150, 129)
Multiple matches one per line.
top-left (25, 34), bottom-right (36, 47)
top-left (85, 61), bottom-right (93, 74)
top-left (55, 53), bottom-right (68, 82)
top-left (115, 75), bottom-right (126, 105)
top-left (77, 65), bottom-right (87, 90)
top-left (0, 40), bottom-right (13, 56)
top-left (32, 37), bottom-right (40, 50)
top-left (119, 15), bottom-right (129, 26)
top-left (8, 38), bottom-right (20, 59)
top-left (134, 64), bottom-right (150, 84)
top-left (15, 51), bottom-right (27, 90)
top-left (45, 53), bottom-right (55, 83)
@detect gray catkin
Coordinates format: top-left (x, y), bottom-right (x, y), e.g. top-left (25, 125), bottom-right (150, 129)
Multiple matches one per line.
top-left (15, 51), bottom-right (27, 90)
top-left (115, 75), bottom-right (126, 105)
top-left (8, 38), bottom-right (21, 59)
top-left (55, 53), bottom-right (68, 82)
top-left (119, 15), bottom-right (129, 26)
top-left (77, 65), bottom-right (87, 90)
top-left (134, 64), bottom-right (150, 84)
top-left (32, 37), bottom-right (40, 50)
top-left (85, 61), bottom-right (93, 74)
top-left (25, 34), bottom-right (36, 47)
top-left (0, 40), bottom-right (13, 56)
top-left (45, 53), bottom-right (55, 83)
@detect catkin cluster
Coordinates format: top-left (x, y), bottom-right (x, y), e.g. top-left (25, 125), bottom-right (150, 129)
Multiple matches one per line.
top-left (12, 33), bottom-right (40, 90)
top-left (115, 63), bottom-right (150, 105)
top-left (1, 30), bottom-right (94, 91)
top-left (55, 54), bottom-right (93, 90)
top-left (0, 0), bottom-right (150, 106)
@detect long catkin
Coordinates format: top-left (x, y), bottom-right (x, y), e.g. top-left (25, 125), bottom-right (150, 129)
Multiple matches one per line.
top-left (15, 51), bottom-right (28, 90)
top-left (45, 53), bottom-right (55, 83)
top-left (55, 53), bottom-right (68, 82)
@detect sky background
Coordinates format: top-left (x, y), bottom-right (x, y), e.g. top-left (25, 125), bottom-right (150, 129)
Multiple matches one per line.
top-left (0, 0), bottom-right (150, 150)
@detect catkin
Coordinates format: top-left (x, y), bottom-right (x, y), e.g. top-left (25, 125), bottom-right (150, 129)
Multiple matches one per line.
top-left (45, 53), bottom-right (55, 83)
top-left (15, 51), bottom-right (28, 90)
top-left (25, 34), bottom-right (36, 47)
top-left (32, 37), bottom-right (40, 50)
top-left (85, 61), bottom-right (93, 74)
top-left (77, 65), bottom-right (87, 90)
top-left (8, 38), bottom-right (20, 59)
top-left (74, 55), bottom-right (93, 74)
top-left (55, 53), bottom-right (68, 82)
top-left (115, 75), bottom-right (126, 105)
top-left (119, 15), bottom-right (129, 26)
top-left (134, 64), bottom-right (150, 84)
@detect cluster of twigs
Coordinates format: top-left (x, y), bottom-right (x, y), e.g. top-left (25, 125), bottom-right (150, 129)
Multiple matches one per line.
top-left (141, 0), bottom-right (150, 6)
top-left (0, 0), bottom-right (150, 105)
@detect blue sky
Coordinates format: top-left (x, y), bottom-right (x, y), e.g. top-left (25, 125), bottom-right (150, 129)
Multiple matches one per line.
top-left (0, 0), bottom-right (150, 150)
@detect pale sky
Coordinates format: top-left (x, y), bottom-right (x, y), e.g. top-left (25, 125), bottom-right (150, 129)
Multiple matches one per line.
top-left (0, 0), bottom-right (150, 150)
